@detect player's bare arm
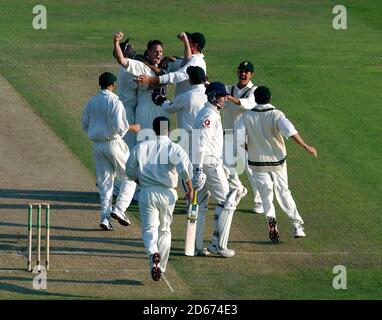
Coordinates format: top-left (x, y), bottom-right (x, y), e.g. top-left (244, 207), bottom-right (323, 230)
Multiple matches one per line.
top-left (178, 32), bottom-right (191, 66)
top-left (135, 74), bottom-right (159, 87)
top-left (227, 95), bottom-right (241, 105)
top-left (128, 123), bottom-right (141, 133)
top-left (113, 31), bottom-right (129, 67)
top-left (291, 133), bottom-right (318, 158)
top-left (185, 179), bottom-right (193, 201)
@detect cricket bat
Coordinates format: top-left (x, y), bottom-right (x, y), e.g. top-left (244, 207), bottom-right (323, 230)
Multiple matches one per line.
top-left (184, 190), bottom-right (198, 256)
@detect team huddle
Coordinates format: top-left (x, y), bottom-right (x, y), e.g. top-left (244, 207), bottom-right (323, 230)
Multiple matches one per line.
top-left (81, 30), bottom-right (318, 281)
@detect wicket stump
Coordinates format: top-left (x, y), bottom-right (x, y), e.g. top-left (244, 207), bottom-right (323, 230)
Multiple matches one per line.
top-left (27, 203), bottom-right (50, 272)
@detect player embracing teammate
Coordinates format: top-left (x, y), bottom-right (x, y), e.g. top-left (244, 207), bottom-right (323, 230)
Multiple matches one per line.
top-left (82, 30), bottom-right (318, 281)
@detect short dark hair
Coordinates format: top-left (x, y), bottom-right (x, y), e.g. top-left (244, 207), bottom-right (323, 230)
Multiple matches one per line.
top-left (99, 72), bottom-right (117, 89)
top-left (186, 32), bottom-right (206, 52)
top-left (152, 116), bottom-right (170, 136)
top-left (147, 39), bottom-right (163, 51)
top-left (187, 66), bottom-right (206, 84)
top-left (254, 86), bottom-right (271, 104)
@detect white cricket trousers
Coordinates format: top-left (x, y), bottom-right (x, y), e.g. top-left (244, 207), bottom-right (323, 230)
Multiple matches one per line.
top-left (251, 164), bottom-right (303, 224)
top-left (93, 139), bottom-right (136, 220)
top-left (199, 161), bottom-right (230, 240)
top-left (139, 186), bottom-right (177, 273)
top-left (224, 133), bottom-right (262, 203)
top-left (203, 162), bottom-right (230, 204)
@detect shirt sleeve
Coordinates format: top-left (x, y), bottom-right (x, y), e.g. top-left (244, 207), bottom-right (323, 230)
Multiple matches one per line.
top-left (235, 114), bottom-right (247, 146)
top-left (109, 100), bottom-right (129, 138)
top-left (159, 56), bottom-right (202, 85)
top-left (278, 116), bottom-right (298, 138)
top-left (170, 144), bottom-right (193, 182)
top-left (238, 86), bottom-right (256, 110)
top-left (126, 59), bottom-right (151, 76)
top-left (81, 101), bottom-right (90, 132)
top-left (161, 94), bottom-right (185, 113)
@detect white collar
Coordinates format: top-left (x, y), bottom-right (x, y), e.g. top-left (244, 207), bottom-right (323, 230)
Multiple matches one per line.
top-left (100, 89), bottom-right (118, 99)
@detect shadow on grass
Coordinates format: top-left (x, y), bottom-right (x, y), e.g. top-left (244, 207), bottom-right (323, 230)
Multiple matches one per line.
top-left (0, 276), bottom-right (143, 287)
top-left (0, 189), bottom-right (99, 205)
top-left (0, 281), bottom-right (94, 299)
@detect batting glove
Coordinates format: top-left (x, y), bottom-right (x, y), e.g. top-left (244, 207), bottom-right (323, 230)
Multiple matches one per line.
top-left (152, 91), bottom-right (170, 106)
top-left (192, 168), bottom-right (206, 191)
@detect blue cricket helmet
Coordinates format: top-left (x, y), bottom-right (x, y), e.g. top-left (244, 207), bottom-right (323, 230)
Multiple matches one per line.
top-left (205, 81), bottom-right (228, 99)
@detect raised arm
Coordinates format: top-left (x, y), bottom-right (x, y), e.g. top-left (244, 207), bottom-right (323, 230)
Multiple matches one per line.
top-left (113, 31), bottom-right (129, 67)
top-left (135, 32), bottom-right (195, 87)
top-left (177, 32), bottom-right (192, 67)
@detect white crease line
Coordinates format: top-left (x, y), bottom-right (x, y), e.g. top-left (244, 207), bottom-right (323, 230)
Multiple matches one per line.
top-left (51, 269), bottom-right (148, 273)
top-left (49, 251), bottom-right (141, 255)
top-left (1, 250), bottom-right (382, 256)
top-left (1, 250), bottom-right (381, 256)
top-left (0, 269), bottom-right (147, 273)
top-left (244, 251), bottom-right (382, 255)
top-left (162, 274), bottom-right (175, 294)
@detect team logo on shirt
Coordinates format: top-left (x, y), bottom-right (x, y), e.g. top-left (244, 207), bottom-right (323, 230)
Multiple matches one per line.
top-left (203, 119), bottom-right (211, 127)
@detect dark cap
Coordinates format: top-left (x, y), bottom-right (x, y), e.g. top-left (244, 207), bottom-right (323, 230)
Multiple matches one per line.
top-left (186, 32), bottom-right (206, 51)
top-left (237, 61), bottom-right (254, 73)
top-left (187, 66), bottom-right (206, 84)
top-left (254, 86), bottom-right (271, 104)
top-left (112, 38), bottom-right (136, 59)
top-left (99, 72), bottom-right (117, 88)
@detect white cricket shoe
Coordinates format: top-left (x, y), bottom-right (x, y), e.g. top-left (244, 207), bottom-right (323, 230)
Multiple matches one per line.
top-left (252, 202), bottom-right (264, 214)
top-left (235, 186), bottom-right (248, 205)
top-left (217, 248), bottom-right (235, 258)
top-left (293, 223), bottom-right (306, 238)
top-left (110, 210), bottom-right (131, 226)
top-left (99, 218), bottom-right (114, 231)
top-left (207, 242), bottom-right (235, 258)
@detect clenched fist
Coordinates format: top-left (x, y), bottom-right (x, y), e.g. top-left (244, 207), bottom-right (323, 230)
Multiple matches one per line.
top-left (114, 31), bottom-right (124, 43)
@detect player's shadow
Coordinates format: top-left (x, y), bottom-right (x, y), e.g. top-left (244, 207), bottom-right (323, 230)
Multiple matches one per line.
top-left (0, 276), bottom-right (143, 288)
top-left (0, 189), bottom-right (99, 210)
top-left (0, 279), bottom-right (94, 298)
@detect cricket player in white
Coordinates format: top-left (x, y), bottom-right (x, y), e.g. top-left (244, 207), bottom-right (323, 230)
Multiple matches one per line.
top-left (82, 72), bottom-right (140, 230)
top-left (126, 116), bottom-right (193, 281)
top-left (192, 82), bottom-right (241, 258)
top-left (223, 61), bottom-right (263, 214)
top-left (113, 32), bottom-right (172, 131)
top-left (111, 39), bottom-right (139, 198)
top-left (135, 31), bottom-right (207, 97)
top-left (236, 86), bottom-right (317, 242)
top-left (152, 65), bottom-right (207, 153)
top-left (113, 38), bottom-right (138, 149)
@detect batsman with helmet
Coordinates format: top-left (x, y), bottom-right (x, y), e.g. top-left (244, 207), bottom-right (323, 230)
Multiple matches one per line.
top-left (192, 82), bottom-right (240, 258)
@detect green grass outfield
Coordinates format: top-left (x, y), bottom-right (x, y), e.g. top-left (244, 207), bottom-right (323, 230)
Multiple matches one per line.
top-left (0, 0), bottom-right (381, 299)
